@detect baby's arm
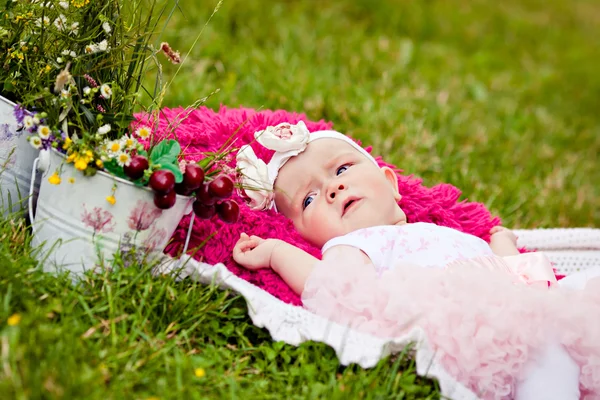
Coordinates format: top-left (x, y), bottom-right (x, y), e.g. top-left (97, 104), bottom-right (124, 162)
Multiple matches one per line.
top-left (233, 233), bottom-right (318, 295)
top-left (489, 226), bottom-right (520, 256)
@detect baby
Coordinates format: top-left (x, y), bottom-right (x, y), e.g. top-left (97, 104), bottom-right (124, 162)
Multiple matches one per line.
top-left (233, 122), bottom-right (548, 294)
top-left (233, 122), bottom-right (599, 400)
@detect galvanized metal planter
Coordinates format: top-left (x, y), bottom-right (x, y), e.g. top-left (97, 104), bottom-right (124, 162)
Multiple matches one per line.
top-left (0, 95), bottom-right (40, 216)
top-left (30, 148), bottom-right (194, 277)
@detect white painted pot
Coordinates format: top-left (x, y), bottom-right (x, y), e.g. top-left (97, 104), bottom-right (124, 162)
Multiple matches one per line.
top-left (30, 149), bottom-right (194, 277)
top-left (0, 95), bottom-right (40, 216)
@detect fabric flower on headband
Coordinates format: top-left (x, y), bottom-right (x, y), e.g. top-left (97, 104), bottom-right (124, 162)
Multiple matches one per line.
top-left (236, 121), bottom-right (311, 210)
top-left (254, 121), bottom-right (310, 152)
top-left (236, 145), bottom-right (274, 210)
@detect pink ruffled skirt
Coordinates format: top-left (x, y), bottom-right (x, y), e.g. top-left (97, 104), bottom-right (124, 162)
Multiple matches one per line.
top-left (302, 253), bottom-right (600, 399)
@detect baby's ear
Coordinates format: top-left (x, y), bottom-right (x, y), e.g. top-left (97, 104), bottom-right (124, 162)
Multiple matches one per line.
top-left (381, 166), bottom-right (402, 201)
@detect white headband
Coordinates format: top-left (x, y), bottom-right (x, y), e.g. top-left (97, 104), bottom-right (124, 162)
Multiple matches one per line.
top-left (236, 121), bottom-right (378, 211)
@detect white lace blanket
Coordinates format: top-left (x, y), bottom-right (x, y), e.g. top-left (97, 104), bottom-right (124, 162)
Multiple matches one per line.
top-left (159, 227), bottom-right (600, 400)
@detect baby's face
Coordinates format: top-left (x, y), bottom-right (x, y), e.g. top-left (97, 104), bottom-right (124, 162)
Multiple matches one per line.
top-left (274, 138), bottom-right (406, 247)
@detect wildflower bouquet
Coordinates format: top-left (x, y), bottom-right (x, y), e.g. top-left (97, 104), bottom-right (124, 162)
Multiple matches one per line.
top-left (1, 0), bottom-right (240, 221)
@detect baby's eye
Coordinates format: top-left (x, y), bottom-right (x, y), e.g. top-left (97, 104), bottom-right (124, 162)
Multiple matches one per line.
top-left (336, 164), bottom-right (350, 175)
top-left (302, 195), bottom-right (314, 209)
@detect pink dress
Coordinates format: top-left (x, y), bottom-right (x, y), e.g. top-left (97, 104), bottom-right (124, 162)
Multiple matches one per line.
top-left (302, 223), bottom-right (600, 399)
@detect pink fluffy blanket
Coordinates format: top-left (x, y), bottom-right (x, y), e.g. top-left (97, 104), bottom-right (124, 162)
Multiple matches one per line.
top-left (137, 106), bottom-right (503, 305)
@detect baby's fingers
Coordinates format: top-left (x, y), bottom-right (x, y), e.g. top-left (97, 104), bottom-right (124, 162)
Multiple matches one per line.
top-left (490, 226), bottom-right (505, 234)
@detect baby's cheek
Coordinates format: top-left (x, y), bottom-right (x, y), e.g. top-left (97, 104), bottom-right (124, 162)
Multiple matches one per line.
top-left (306, 213), bottom-right (339, 245)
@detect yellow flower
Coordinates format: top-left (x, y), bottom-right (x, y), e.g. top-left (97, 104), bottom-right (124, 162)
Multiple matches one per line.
top-left (68, 177), bottom-right (75, 184)
top-left (66, 153), bottom-right (76, 163)
top-left (194, 368), bottom-right (206, 378)
top-left (71, 0), bottom-right (90, 8)
top-left (96, 159), bottom-right (104, 168)
top-left (74, 158), bottom-right (88, 171)
top-left (7, 314), bottom-right (21, 326)
top-left (62, 137), bottom-right (72, 150)
top-left (48, 172), bottom-right (61, 185)
top-left (106, 195), bottom-right (116, 205)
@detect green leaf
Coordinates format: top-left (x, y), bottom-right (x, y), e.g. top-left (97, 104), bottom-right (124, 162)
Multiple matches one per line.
top-left (103, 159), bottom-right (129, 180)
top-left (78, 104), bottom-right (96, 126)
top-left (197, 156), bottom-right (212, 170)
top-left (132, 175), bottom-right (150, 187)
top-left (101, 113), bottom-right (137, 129)
top-left (158, 163), bottom-right (183, 183)
top-left (149, 140), bottom-right (181, 165)
top-left (3, 80), bottom-right (15, 92)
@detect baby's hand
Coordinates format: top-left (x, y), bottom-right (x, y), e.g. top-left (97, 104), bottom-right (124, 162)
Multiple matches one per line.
top-left (232, 233), bottom-right (280, 270)
top-left (489, 226), bottom-right (518, 245)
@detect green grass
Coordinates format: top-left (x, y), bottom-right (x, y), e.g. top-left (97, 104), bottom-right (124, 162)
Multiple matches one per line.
top-left (2, 0), bottom-right (600, 398)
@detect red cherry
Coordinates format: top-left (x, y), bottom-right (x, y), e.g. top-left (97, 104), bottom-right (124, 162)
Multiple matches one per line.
top-left (123, 155), bottom-right (149, 180)
top-left (174, 182), bottom-right (193, 196)
top-left (208, 175), bottom-right (234, 199)
top-left (192, 200), bottom-right (216, 219)
top-left (196, 182), bottom-right (216, 206)
top-left (149, 170), bottom-right (175, 194)
top-left (216, 199), bottom-right (240, 224)
top-left (153, 190), bottom-right (176, 209)
top-left (182, 163), bottom-right (205, 191)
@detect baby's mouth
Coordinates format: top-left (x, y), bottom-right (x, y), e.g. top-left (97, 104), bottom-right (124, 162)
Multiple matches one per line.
top-left (342, 198), bottom-right (361, 216)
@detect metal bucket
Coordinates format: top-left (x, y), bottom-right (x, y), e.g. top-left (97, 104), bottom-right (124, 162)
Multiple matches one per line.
top-left (30, 149), bottom-right (194, 277)
top-left (0, 95), bottom-right (41, 216)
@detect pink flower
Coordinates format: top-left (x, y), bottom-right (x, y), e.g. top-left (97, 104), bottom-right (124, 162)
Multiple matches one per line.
top-left (272, 124), bottom-right (293, 139)
top-left (81, 205), bottom-right (115, 234)
top-left (127, 200), bottom-right (163, 231)
top-left (160, 42), bottom-right (181, 64)
top-left (143, 226), bottom-right (168, 252)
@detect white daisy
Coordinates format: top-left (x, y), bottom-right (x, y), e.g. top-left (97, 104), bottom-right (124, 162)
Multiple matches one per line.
top-left (35, 16), bottom-right (50, 27)
top-left (60, 89), bottom-right (70, 99)
top-left (97, 40), bottom-right (108, 52)
top-left (70, 22), bottom-right (79, 35)
top-left (56, 57), bottom-right (63, 63)
top-left (97, 124), bottom-right (111, 135)
top-left (37, 125), bottom-right (51, 139)
top-left (32, 115), bottom-right (40, 125)
top-left (29, 136), bottom-right (42, 149)
top-left (69, 51), bottom-right (76, 57)
top-left (59, 1), bottom-right (68, 9)
top-left (84, 43), bottom-right (98, 54)
top-left (102, 22), bottom-right (111, 34)
top-left (134, 126), bottom-right (151, 139)
top-left (116, 151), bottom-right (131, 167)
top-left (53, 14), bottom-right (67, 31)
top-left (120, 135), bottom-right (137, 149)
top-left (107, 140), bottom-right (121, 155)
top-left (99, 84), bottom-right (112, 99)
top-left (23, 116), bottom-right (34, 129)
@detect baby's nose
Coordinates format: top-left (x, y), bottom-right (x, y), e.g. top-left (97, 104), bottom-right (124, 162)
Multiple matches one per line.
top-left (329, 184), bottom-right (346, 199)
